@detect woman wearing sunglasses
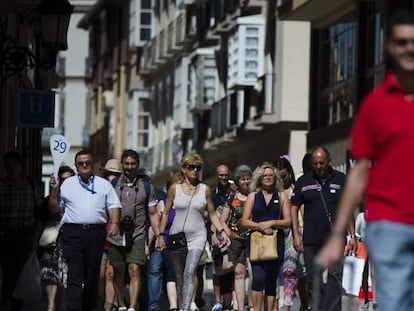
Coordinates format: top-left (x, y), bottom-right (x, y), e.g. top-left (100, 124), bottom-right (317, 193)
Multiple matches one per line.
top-left (156, 153), bottom-right (230, 311)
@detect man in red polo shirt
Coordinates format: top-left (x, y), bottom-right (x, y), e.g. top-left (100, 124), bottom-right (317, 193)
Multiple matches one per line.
top-left (318, 11), bottom-right (414, 311)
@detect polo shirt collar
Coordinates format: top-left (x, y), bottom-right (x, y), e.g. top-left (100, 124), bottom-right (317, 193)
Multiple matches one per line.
top-left (385, 72), bottom-right (412, 94)
top-left (312, 168), bottom-right (336, 184)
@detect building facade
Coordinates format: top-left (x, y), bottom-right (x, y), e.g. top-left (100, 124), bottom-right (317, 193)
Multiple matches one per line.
top-left (0, 0), bottom-right (73, 188)
top-left (140, 0), bottom-right (311, 185)
top-left (41, 0), bottom-right (96, 194)
top-left (278, 0), bottom-right (414, 171)
top-left (80, 0), bottom-right (311, 187)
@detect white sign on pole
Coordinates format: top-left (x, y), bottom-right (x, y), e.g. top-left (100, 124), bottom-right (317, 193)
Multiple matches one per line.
top-left (50, 135), bottom-right (71, 178)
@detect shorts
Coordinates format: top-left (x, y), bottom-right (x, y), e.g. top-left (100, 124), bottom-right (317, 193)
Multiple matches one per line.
top-left (228, 238), bottom-right (247, 264)
top-left (108, 239), bottom-right (146, 267)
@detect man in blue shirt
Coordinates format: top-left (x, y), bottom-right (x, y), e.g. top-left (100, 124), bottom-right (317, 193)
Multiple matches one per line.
top-left (49, 150), bottom-right (121, 311)
top-left (291, 147), bottom-right (355, 311)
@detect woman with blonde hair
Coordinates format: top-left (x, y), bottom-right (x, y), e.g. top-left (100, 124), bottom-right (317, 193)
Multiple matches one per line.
top-left (240, 162), bottom-right (291, 311)
top-left (156, 153), bottom-right (230, 311)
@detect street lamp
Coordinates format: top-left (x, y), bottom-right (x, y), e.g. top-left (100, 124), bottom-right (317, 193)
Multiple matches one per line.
top-left (0, 0), bottom-right (73, 87)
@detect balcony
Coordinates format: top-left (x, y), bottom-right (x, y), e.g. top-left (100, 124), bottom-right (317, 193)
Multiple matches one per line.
top-left (139, 41), bottom-right (156, 73)
top-left (278, 0), bottom-right (354, 24)
top-left (167, 20), bottom-right (183, 54)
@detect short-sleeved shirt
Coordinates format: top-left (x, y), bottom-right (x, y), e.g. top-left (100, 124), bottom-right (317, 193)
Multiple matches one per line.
top-left (110, 176), bottom-right (157, 244)
top-left (291, 170), bottom-right (346, 246)
top-left (212, 186), bottom-right (231, 213)
top-left (351, 73), bottom-right (414, 225)
top-left (60, 175), bottom-right (121, 224)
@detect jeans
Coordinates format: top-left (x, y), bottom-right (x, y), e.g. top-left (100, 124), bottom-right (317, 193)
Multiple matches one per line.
top-left (365, 221), bottom-right (414, 311)
top-left (147, 249), bottom-right (163, 309)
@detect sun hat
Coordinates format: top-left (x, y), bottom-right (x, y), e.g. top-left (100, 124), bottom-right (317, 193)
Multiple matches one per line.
top-left (104, 159), bottom-right (122, 173)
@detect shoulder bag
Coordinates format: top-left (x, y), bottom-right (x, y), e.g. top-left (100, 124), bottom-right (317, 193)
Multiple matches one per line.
top-left (167, 185), bottom-right (196, 252)
top-left (39, 219), bottom-right (63, 248)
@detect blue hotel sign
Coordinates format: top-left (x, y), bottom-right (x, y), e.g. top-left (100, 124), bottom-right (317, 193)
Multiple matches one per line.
top-left (18, 90), bottom-right (55, 127)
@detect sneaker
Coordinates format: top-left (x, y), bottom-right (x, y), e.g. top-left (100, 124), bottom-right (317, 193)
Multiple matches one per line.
top-left (211, 301), bottom-right (223, 311)
top-left (118, 308), bottom-right (127, 311)
top-left (373, 302), bottom-right (378, 309)
top-left (190, 302), bottom-right (199, 311)
top-left (195, 297), bottom-right (206, 309)
top-left (127, 308), bottom-right (135, 311)
top-left (361, 302), bottom-right (370, 310)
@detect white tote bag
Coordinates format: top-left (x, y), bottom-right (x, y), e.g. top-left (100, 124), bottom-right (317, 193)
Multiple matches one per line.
top-left (342, 255), bottom-right (365, 296)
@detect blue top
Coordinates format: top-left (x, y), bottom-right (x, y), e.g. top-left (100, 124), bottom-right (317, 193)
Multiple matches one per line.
top-left (252, 190), bottom-right (285, 260)
top-left (290, 169), bottom-right (346, 245)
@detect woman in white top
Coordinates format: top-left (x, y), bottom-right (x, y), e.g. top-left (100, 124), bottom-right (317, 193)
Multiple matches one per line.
top-left (156, 153), bottom-right (230, 311)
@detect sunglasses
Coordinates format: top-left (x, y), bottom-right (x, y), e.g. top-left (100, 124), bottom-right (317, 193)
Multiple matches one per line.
top-left (393, 38), bottom-right (414, 47)
top-left (186, 164), bottom-right (202, 171)
top-left (76, 160), bottom-right (92, 167)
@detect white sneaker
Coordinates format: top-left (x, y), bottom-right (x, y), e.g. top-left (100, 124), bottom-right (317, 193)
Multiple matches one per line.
top-left (118, 307), bottom-right (127, 311)
top-left (361, 302), bottom-right (370, 310)
top-left (127, 308), bottom-right (135, 311)
top-left (190, 302), bottom-right (199, 311)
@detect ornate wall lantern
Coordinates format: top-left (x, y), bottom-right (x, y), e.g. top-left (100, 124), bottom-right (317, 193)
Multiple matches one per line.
top-left (0, 0), bottom-right (74, 87)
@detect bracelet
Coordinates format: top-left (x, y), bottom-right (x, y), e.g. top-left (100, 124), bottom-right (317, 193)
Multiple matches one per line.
top-left (109, 221), bottom-right (119, 225)
top-left (157, 232), bottom-right (165, 237)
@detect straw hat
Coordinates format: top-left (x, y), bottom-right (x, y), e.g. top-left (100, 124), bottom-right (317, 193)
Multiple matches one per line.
top-left (103, 159), bottom-right (122, 173)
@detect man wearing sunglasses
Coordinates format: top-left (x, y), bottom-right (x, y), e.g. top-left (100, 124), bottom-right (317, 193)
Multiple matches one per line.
top-left (318, 11), bottom-right (414, 311)
top-left (49, 150), bottom-right (121, 311)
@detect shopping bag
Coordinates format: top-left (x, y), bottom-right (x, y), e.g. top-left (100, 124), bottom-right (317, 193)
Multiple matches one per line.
top-left (13, 251), bottom-right (41, 300)
top-left (342, 255), bottom-right (365, 296)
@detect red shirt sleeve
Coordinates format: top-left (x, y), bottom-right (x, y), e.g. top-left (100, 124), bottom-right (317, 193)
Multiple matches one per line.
top-left (350, 95), bottom-right (375, 160)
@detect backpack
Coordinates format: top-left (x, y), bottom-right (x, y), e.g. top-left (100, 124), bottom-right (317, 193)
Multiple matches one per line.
top-left (110, 176), bottom-right (151, 205)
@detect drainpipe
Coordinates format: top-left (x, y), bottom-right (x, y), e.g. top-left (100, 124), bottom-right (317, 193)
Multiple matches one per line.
top-left (115, 64), bottom-right (126, 158)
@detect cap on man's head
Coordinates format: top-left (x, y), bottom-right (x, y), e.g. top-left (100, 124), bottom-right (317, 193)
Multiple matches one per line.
top-left (137, 167), bottom-right (152, 178)
top-left (104, 159), bottom-right (122, 173)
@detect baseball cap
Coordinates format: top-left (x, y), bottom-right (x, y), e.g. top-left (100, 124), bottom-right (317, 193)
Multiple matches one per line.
top-left (104, 159), bottom-right (122, 173)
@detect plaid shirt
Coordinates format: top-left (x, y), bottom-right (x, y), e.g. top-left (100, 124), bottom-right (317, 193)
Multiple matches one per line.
top-left (0, 178), bottom-right (42, 229)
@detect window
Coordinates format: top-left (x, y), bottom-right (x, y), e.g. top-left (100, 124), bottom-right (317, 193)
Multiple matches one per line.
top-left (363, 1), bottom-right (385, 93)
top-left (316, 15), bottom-right (357, 128)
top-left (137, 98), bottom-right (151, 148)
top-left (56, 56), bottom-right (65, 76)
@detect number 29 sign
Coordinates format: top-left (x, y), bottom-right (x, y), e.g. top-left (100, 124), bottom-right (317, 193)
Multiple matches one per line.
top-left (50, 135), bottom-right (71, 177)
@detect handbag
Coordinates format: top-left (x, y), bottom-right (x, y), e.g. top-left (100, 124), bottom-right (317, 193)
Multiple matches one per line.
top-left (167, 185), bottom-right (196, 252)
top-left (39, 220), bottom-right (63, 248)
top-left (167, 231), bottom-right (187, 252)
top-left (249, 230), bottom-right (278, 262)
top-left (212, 245), bottom-right (234, 275)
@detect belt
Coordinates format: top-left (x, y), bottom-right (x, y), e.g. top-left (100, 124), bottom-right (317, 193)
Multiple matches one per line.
top-left (64, 223), bottom-right (106, 230)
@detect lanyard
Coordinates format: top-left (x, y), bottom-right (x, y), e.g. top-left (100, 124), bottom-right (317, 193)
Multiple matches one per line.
top-left (78, 175), bottom-right (96, 194)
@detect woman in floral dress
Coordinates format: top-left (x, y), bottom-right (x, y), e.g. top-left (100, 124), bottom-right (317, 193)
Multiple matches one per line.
top-left (39, 166), bottom-right (73, 311)
top-left (220, 164), bottom-right (253, 311)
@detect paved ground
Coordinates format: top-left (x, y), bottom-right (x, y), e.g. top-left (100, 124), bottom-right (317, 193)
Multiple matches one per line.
top-left (1, 262), bottom-right (375, 311)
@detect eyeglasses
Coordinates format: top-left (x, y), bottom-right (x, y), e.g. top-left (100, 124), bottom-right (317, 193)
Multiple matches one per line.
top-left (76, 160), bottom-right (92, 167)
top-left (262, 174), bottom-right (274, 179)
top-left (186, 164), bottom-right (202, 171)
top-left (393, 38), bottom-right (414, 47)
